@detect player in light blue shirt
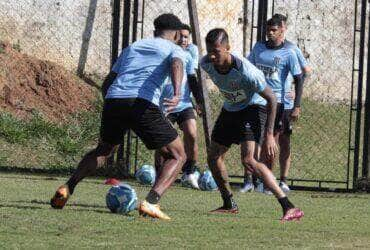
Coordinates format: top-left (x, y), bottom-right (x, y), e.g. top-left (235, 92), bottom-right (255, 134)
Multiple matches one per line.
top-left (201, 28), bottom-right (303, 221)
top-left (271, 13), bottom-right (312, 192)
top-left (156, 24), bottom-right (202, 189)
top-left (245, 17), bottom-right (305, 196)
top-left (51, 14), bottom-right (187, 220)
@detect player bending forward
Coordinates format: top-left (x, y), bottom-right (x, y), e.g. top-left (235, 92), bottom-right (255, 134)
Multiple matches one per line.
top-left (50, 14), bottom-right (187, 220)
top-left (200, 28), bottom-right (304, 221)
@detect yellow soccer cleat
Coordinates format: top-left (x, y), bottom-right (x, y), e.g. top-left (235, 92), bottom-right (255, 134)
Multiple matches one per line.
top-left (138, 200), bottom-right (171, 220)
top-left (50, 185), bottom-right (70, 209)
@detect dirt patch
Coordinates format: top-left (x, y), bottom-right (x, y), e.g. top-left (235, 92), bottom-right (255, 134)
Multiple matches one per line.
top-left (0, 41), bottom-right (98, 123)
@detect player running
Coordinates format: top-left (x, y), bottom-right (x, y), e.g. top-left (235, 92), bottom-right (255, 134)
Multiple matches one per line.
top-left (155, 24), bottom-right (202, 189)
top-left (201, 28), bottom-right (304, 221)
top-left (50, 13), bottom-right (187, 220)
top-left (242, 16), bottom-right (305, 194)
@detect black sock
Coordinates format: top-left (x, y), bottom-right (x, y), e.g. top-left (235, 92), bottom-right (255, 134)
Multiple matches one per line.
top-left (66, 180), bottom-right (76, 195)
top-left (221, 193), bottom-right (236, 209)
top-left (278, 197), bottom-right (294, 214)
top-left (183, 160), bottom-right (196, 174)
top-left (280, 176), bottom-right (287, 183)
top-left (145, 190), bottom-right (161, 204)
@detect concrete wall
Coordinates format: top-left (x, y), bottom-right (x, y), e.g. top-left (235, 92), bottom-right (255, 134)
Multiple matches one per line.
top-left (0, 0), bottom-right (359, 102)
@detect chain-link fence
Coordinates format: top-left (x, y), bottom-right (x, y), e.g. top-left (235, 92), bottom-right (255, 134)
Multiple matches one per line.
top-left (1, 0), bottom-right (365, 189)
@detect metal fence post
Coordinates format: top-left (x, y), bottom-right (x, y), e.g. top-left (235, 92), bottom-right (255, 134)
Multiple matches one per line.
top-left (362, 8), bottom-right (370, 180)
top-left (188, 0), bottom-right (213, 150)
top-left (353, 0), bottom-right (367, 189)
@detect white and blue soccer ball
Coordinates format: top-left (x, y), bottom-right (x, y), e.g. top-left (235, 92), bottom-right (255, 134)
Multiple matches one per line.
top-left (181, 170), bottom-right (201, 188)
top-left (198, 170), bottom-right (218, 191)
top-left (135, 164), bottom-right (156, 185)
top-left (106, 183), bottom-right (138, 214)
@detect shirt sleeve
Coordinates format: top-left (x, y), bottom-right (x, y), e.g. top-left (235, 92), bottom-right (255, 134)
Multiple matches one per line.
top-left (240, 59), bottom-right (266, 93)
top-left (288, 50), bottom-right (302, 77)
top-left (188, 44), bottom-right (199, 69)
top-left (295, 47), bottom-right (308, 68)
top-left (169, 46), bottom-right (187, 65)
top-left (186, 53), bottom-right (196, 75)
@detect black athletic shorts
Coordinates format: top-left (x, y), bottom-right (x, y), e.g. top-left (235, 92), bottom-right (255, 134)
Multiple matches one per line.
top-left (275, 103), bottom-right (293, 135)
top-left (167, 107), bottom-right (196, 125)
top-left (100, 98), bottom-right (178, 149)
top-left (211, 105), bottom-right (267, 147)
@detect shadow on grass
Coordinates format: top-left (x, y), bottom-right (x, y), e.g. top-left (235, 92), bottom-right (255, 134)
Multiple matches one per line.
top-left (8, 200), bottom-right (112, 214)
top-left (0, 203), bottom-right (43, 210)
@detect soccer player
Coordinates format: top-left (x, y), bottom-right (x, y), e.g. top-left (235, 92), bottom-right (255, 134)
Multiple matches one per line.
top-left (201, 28), bottom-right (304, 221)
top-left (50, 13), bottom-right (187, 220)
top-left (273, 13), bottom-right (312, 192)
top-left (155, 24), bottom-right (202, 189)
top-left (245, 16), bottom-right (304, 194)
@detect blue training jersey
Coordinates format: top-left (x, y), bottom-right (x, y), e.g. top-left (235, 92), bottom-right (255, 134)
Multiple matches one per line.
top-left (248, 41), bottom-right (302, 104)
top-left (200, 54), bottom-right (267, 112)
top-left (283, 40), bottom-right (309, 110)
top-left (160, 44), bottom-right (199, 113)
top-left (105, 37), bottom-right (186, 106)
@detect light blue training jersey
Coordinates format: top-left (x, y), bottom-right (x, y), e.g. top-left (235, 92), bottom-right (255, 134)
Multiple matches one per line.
top-left (160, 44), bottom-right (199, 113)
top-left (248, 41), bottom-right (302, 104)
top-left (105, 37), bottom-right (186, 106)
top-left (283, 41), bottom-right (308, 110)
top-left (200, 54), bottom-right (267, 112)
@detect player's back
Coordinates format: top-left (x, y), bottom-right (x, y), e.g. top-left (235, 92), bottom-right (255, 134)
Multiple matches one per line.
top-left (106, 37), bottom-right (184, 105)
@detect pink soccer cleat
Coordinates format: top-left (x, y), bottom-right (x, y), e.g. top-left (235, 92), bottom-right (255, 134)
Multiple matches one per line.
top-left (281, 208), bottom-right (304, 222)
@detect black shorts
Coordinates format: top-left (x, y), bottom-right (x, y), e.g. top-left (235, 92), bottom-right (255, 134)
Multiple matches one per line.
top-left (100, 98), bottom-right (178, 150)
top-left (211, 105), bottom-right (267, 147)
top-left (275, 104), bottom-right (293, 135)
top-left (167, 107), bottom-right (196, 125)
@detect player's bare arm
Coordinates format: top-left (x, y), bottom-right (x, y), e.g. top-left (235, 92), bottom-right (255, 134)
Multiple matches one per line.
top-left (259, 86), bottom-right (278, 158)
top-left (164, 57), bottom-right (183, 111)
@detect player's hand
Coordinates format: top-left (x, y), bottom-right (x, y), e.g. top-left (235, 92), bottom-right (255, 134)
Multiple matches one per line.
top-left (290, 107), bottom-right (301, 122)
top-left (264, 132), bottom-right (278, 159)
top-left (163, 95), bottom-right (180, 112)
top-left (286, 91), bottom-right (295, 100)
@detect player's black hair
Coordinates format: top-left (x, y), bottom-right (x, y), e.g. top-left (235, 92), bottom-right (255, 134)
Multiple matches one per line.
top-left (181, 24), bottom-right (192, 33)
top-left (205, 28), bottom-right (229, 45)
top-left (272, 13), bottom-right (288, 23)
top-left (153, 13), bottom-right (184, 32)
top-left (266, 17), bottom-right (283, 27)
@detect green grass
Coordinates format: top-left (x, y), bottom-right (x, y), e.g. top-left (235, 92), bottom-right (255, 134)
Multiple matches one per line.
top-left (0, 93), bottom-right (352, 187)
top-left (0, 172), bottom-right (369, 249)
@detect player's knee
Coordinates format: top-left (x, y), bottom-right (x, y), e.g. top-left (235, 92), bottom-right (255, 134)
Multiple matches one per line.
top-left (241, 156), bottom-right (256, 172)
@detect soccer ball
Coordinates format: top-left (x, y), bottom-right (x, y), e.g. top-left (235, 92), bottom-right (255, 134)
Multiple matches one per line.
top-left (181, 170), bottom-right (201, 188)
top-left (106, 183), bottom-right (138, 214)
top-left (198, 170), bottom-right (218, 191)
top-left (135, 164), bottom-right (156, 185)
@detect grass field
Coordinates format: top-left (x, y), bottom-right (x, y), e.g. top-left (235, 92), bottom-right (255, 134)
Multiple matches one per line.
top-left (0, 172), bottom-right (369, 249)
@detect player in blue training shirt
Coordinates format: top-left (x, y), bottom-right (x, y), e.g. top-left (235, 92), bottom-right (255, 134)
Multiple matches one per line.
top-left (270, 13), bottom-right (312, 192)
top-left (201, 28), bottom-right (304, 221)
top-left (243, 16), bottom-right (304, 194)
top-left (156, 24), bottom-right (202, 189)
top-left (51, 14), bottom-right (187, 220)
